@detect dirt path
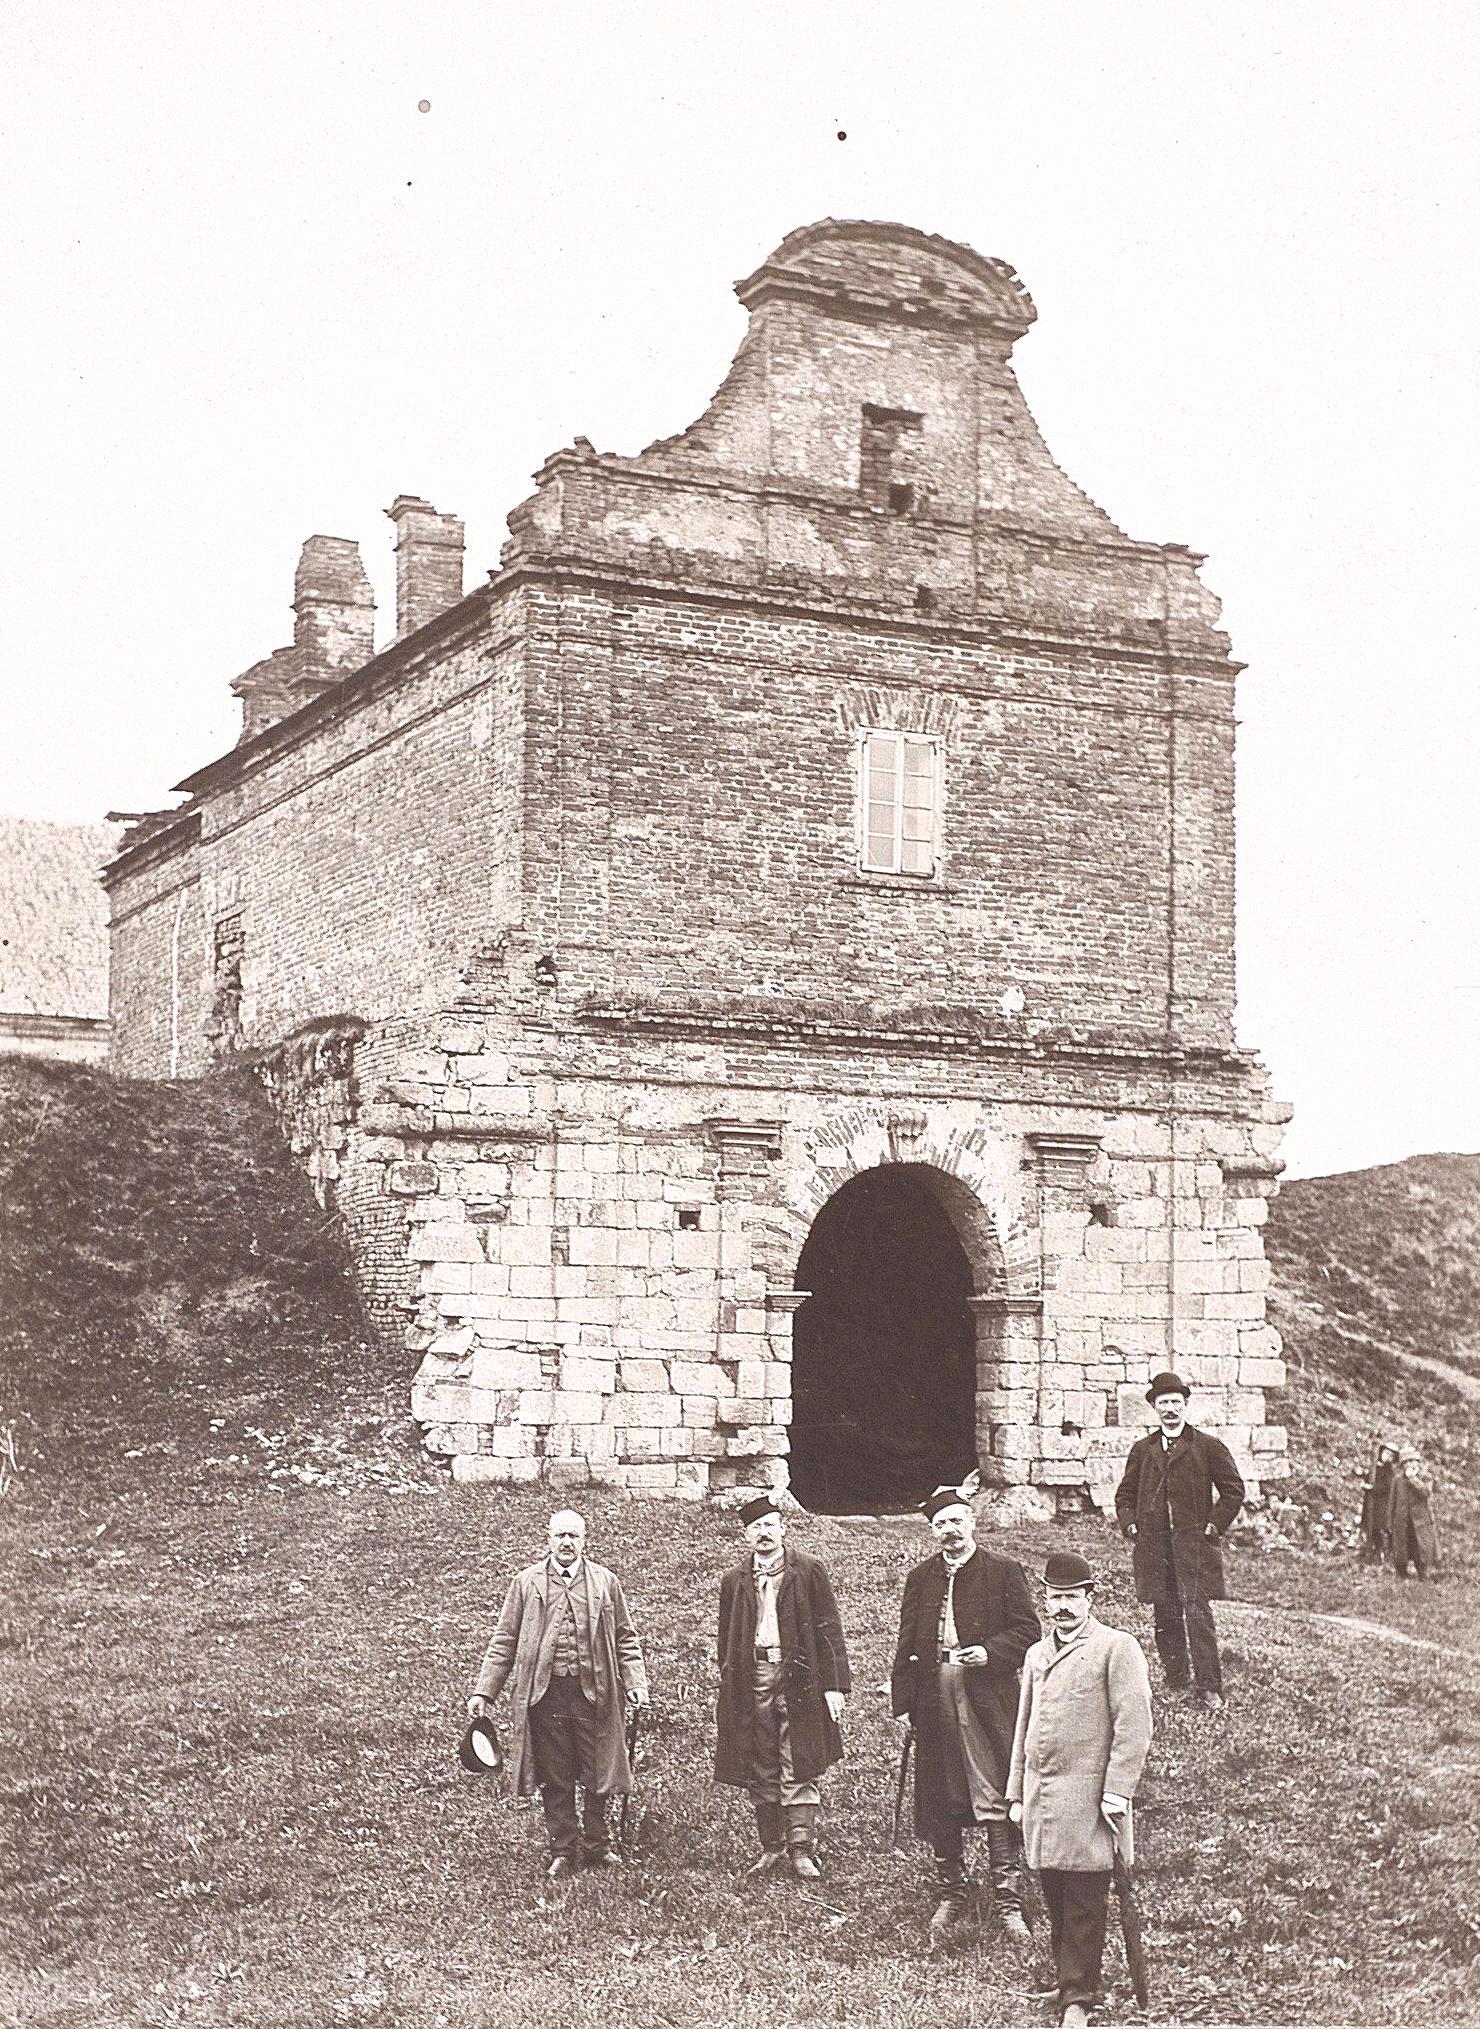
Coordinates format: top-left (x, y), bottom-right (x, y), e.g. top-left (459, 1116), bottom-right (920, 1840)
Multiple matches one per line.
top-left (1224, 1596), bottom-right (1473, 1663)
top-left (1386, 1342), bottom-right (1480, 1403)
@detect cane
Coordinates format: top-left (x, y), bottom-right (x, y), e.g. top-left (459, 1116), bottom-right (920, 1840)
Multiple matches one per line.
top-left (1112, 1827), bottom-right (1150, 2007)
top-left (616, 1701), bottom-right (643, 1859)
top-left (887, 1726), bottom-right (914, 1855)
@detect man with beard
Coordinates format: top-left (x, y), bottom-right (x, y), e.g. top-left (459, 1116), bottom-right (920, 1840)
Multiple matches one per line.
top-left (890, 1472), bottom-right (1040, 1944)
top-left (1114, 1371), bottom-right (1244, 1711)
top-left (1008, 1551), bottom-right (1153, 2029)
top-left (714, 1492), bottom-right (851, 1880)
top-left (467, 1509), bottom-right (648, 1881)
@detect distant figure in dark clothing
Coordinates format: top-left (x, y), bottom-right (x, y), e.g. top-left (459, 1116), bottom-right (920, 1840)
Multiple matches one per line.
top-left (1388, 1444), bottom-right (1441, 1581)
top-left (1114, 1372), bottom-right (1245, 1712)
top-left (1359, 1440), bottom-right (1399, 1563)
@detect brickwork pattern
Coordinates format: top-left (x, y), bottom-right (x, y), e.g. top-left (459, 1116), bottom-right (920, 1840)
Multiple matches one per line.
top-left (103, 220), bottom-right (1288, 1506)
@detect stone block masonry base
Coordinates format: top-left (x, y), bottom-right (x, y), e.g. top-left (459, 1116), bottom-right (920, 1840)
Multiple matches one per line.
top-left (381, 1027), bottom-right (1289, 1513)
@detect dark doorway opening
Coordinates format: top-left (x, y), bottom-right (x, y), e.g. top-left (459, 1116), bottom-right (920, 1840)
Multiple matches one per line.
top-left (790, 1165), bottom-right (976, 1512)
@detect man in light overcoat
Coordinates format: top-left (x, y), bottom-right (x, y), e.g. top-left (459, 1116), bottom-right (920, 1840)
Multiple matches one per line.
top-left (1114, 1370), bottom-right (1244, 1710)
top-left (714, 1492), bottom-right (850, 1880)
top-left (467, 1509), bottom-right (648, 1880)
top-left (1008, 1550), bottom-right (1153, 2029)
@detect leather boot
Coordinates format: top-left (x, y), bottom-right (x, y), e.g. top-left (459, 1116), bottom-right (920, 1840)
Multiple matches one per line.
top-left (929, 1852), bottom-right (970, 1945)
top-left (745, 1800), bottom-right (787, 1878)
top-left (986, 1819), bottom-right (1032, 1942)
top-left (784, 1802), bottom-right (822, 1880)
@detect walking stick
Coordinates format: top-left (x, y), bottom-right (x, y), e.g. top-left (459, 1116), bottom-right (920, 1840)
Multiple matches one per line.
top-left (887, 1726), bottom-right (914, 1854)
top-left (1112, 1836), bottom-right (1150, 2007)
top-left (616, 1701), bottom-right (643, 1859)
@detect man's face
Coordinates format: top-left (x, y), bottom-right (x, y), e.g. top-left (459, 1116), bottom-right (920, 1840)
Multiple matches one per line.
top-left (1044, 1583), bottom-right (1094, 1635)
top-left (547, 1511), bottom-right (586, 1567)
top-left (745, 1512), bottom-right (785, 1557)
top-left (930, 1501), bottom-right (976, 1556)
top-left (1153, 1391), bottom-right (1188, 1434)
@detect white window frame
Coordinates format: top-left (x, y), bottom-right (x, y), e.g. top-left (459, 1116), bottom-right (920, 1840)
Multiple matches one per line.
top-left (856, 728), bottom-right (940, 878)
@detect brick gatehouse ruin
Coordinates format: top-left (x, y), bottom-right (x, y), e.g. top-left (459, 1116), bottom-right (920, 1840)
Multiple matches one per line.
top-left (103, 219), bottom-right (1289, 1514)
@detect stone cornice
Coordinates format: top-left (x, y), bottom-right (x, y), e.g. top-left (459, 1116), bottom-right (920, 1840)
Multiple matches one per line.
top-left (577, 1000), bottom-right (1257, 1077)
top-left (494, 550), bottom-right (1241, 683)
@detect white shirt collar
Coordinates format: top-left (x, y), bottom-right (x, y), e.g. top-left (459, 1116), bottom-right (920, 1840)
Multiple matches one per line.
top-left (549, 1555), bottom-right (583, 1584)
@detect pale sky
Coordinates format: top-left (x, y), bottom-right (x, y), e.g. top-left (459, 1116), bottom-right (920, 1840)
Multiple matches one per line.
top-left (4, 2), bottom-right (1477, 1179)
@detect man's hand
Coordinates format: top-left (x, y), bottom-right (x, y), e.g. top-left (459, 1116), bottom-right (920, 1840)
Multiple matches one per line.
top-left (895, 1712), bottom-right (914, 1737)
top-left (466, 1695), bottom-right (490, 1720)
top-left (1008, 1801), bottom-right (1024, 1826)
top-left (952, 1644), bottom-right (989, 1668)
top-left (1123, 1523), bottom-right (1137, 1540)
top-left (1100, 1792), bottom-right (1130, 1831)
top-left (1204, 1522), bottom-right (1221, 1541)
top-left (627, 1686), bottom-right (648, 1708)
top-left (824, 1690), bottom-right (846, 1724)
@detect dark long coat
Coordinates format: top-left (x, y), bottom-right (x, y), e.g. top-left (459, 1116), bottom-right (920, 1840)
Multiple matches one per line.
top-left (1114, 1425), bottom-right (1246, 1606)
top-left (890, 1547), bottom-right (1039, 1839)
top-left (1387, 1467), bottom-right (1440, 1574)
top-left (714, 1548), bottom-right (851, 1789)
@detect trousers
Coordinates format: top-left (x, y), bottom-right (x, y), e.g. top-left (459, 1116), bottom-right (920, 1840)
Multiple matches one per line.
top-left (1150, 1558), bottom-right (1222, 1692)
top-left (748, 1657), bottom-right (820, 1807)
top-left (528, 1673), bottom-right (613, 1860)
top-left (1039, 1867), bottom-right (1111, 2012)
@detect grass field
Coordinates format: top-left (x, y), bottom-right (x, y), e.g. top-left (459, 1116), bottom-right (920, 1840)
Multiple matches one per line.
top-left (6, 1475), bottom-right (1480, 2029)
top-left (3, 1062), bottom-right (1479, 2027)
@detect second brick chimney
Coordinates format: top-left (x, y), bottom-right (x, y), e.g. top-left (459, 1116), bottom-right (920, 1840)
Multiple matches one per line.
top-left (385, 496), bottom-right (465, 639)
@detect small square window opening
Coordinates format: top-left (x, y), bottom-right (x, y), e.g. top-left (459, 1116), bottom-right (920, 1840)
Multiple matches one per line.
top-left (858, 729), bottom-right (940, 877)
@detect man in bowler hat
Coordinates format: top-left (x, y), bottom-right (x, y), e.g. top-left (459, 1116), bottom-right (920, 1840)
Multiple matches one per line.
top-left (1008, 1551), bottom-right (1153, 2029)
top-left (1114, 1372), bottom-right (1245, 1710)
top-left (714, 1492), bottom-right (851, 1880)
top-left (467, 1509), bottom-right (648, 1880)
top-left (890, 1473), bottom-right (1040, 1943)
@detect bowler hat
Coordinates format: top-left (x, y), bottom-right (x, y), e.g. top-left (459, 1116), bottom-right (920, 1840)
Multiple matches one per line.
top-left (737, 1493), bottom-right (782, 1526)
top-left (1043, 1551), bottom-right (1097, 1589)
top-left (1145, 1370), bottom-right (1191, 1404)
top-left (458, 1715), bottom-right (504, 1775)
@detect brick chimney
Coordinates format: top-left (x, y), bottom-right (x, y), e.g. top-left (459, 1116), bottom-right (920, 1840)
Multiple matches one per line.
top-left (293, 535), bottom-right (375, 674)
top-left (385, 496), bottom-right (465, 639)
top-left (231, 536), bottom-right (374, 743)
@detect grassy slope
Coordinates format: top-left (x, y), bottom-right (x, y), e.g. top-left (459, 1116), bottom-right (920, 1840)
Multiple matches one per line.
top-left (2, 1063), bottom-right (1479, 2028)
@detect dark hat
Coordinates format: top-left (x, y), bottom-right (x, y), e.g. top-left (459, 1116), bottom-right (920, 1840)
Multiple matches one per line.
top-left (458, 1715), bottom-right (504, 1775)
top-left (737, 1493), bottom-right (782, 1526)
top-left (919, 1468), bottom-right (981, 1520)
top-left (1043, 1551), bottom-right (1097, 1589)
top-left (1145, 1370), bottom-right (1191, 1404)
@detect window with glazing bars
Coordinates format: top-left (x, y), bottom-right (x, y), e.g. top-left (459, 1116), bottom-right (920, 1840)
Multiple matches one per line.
top-left (858, 729), bottom-right (938, 876)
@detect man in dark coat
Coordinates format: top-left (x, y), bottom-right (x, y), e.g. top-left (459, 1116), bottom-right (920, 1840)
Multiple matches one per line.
top-left (890, 1472), bottom-right (1040, 1943)
top-left (715, 1492), bottom-right (851, 1880)
top-left (1114, 1371), bottom-right (1245, 1711)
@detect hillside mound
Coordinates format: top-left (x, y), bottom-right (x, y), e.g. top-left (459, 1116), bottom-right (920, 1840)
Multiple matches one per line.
top-left (1263, 1153), bottom-right (1478, 1559)
top-left (0, 1058), bottom-right (423, 1498)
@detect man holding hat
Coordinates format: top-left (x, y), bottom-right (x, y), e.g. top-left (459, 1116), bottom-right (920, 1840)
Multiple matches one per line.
top-left (1007, 1552), bottom-right (1153, 2029)
top-left (890, 1472), bottom-right (1040, 1942)
top-left (714, 1493), bottom-right (851, 1880)
top-left (467, 1509), bottom-right (648, 1881)
top-left (1114, 1372), bottom-right (1245, 1710)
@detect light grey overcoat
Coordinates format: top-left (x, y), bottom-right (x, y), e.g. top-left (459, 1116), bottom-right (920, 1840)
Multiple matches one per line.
top-left (472, 1559), bottom-right (648, 1797)
top-left (1007, 1619), bottom-right (1153, 1871)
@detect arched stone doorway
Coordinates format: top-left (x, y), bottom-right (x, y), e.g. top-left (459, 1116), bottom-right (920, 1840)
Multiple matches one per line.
top-left (789, 1163), bottom-right (987, 1511)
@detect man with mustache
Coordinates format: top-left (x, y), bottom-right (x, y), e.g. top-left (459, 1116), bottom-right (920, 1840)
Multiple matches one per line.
top-left (890, 1472), bottom-right (1040, 1944)
top-left (715, 1491), bottom-right (851, 1880)
top-left (1114, 1371), bottom-right (1245, 1711)
top-left (1008, 1551), bottom-right (1153, 2029)
top-left (467, 1509), bottom-right (648, 1881)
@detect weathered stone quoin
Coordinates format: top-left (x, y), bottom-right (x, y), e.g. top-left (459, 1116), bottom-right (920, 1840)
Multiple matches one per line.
top-left (103, 220), bottom-right (1289, 1512)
